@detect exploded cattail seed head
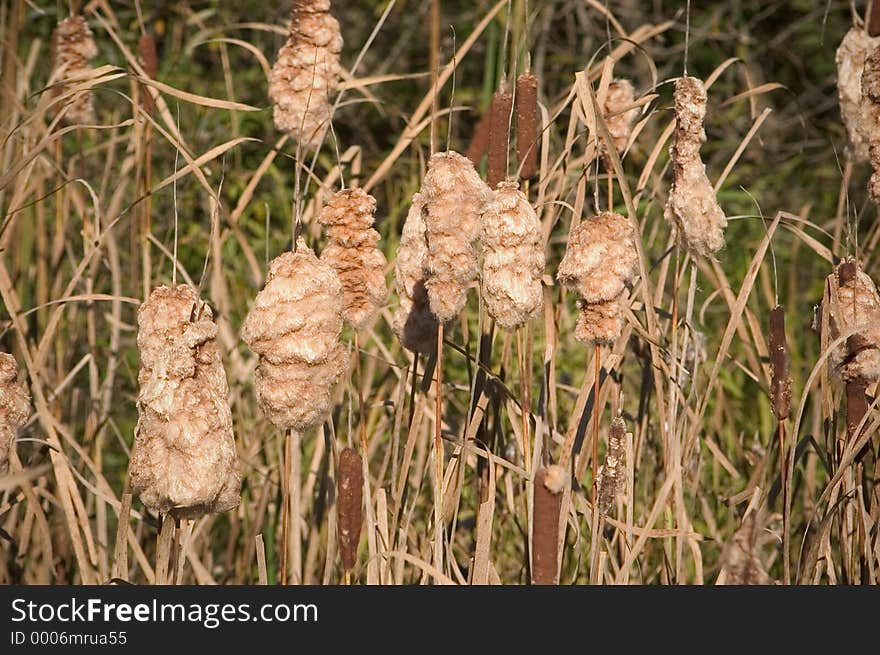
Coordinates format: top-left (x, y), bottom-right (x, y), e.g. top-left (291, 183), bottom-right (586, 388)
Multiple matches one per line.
top-left (51, 15), bottom-right (98, 125)
top-left (0, 354), bottom-right (30, 476)
top-left (836, 27), bottom-right (880, 162)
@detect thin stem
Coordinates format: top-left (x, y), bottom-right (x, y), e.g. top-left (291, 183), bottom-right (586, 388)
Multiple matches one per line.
top-left (433, 322), bottom-right (445, 581)
top-left (280, 433), bottom-right (290, 585)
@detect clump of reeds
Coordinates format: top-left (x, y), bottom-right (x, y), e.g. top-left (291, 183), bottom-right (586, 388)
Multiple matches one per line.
top-left (268, 0), bottom-right (343, 150)
top-left (50, 15), bottom-right (98, 125)
top-left (480, 180), bottom-right (544, 330)
top-left (130, 286), bottom-right (241, 519)
top-left (336, 447), bottom-right (363, 572)
top-left (824, 258), bottom-right (880, 384)
top-left (422, 151), bottom-right (493, 322)
top-left (515, 72), bottom-right (539, 180)
top-left (861, 46), bottom-right (880, 202)
top-left (241, 239), bottom-right (347, 432)
top-left (664, 76), bottom-right (727, 257)
top-left (531, 464), bottom-right (567, 585)
top-left (769, 306), bottom-right (791, 422)
top-left (487, 85), bottom-right (513, 187)
top-left (0, 353), bottom-right (30, 475)
top-left (836, 26), bottom-right (880, 162)
top-left (137, 33), bottom-right (158, 114)
top-left (557, 211), bottom-right (639, 345)
top-left (392, 194), bottom-right (439, 354)
top-left (602, 79), bottom-right (637, 159)
top-left (596, 416), bottom-right (627, 516)
top-left (718, 511), bottom-right (770, 585)
top-left (319, 188), bottom-right (388, 331)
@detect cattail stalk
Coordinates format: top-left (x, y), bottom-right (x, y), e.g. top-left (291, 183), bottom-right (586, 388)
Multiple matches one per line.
top-left (337, 447), bottom-right (364, 573)
top-left (516, 72), bottom-right (539, 180)
top-left (487, 85), bottom-right (512, 187)
top-left (0, 353), bottom-right (30, 476)
top-left (532, 465), bottom-right (566, 584)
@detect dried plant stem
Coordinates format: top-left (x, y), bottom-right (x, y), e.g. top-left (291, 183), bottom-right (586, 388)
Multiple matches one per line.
top-left (432, 322), bottom-right (444, 581)
top-left (141, 126), bottom-right (153, 300)
top-left (778, 419), bottom-right (789, 584)
top-left (290, 430), bottom-right (303, 585)
top-left (280, 433), bottom-right (290, 585)
top-left (430, 0), bottom-right (440, 154)
top-left (518, 327), bottom-right (530, 476)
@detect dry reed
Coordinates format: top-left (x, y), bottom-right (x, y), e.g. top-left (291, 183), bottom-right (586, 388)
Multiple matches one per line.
top-left (50, 15), bottom-right (98, 125)
top-left (422, 151), bottom-right (493, 322)
top-left (664, 76), bottom-right (727, 257)
top-left (130, 286), bottom-right (241, 519)
top-left (336, 447), bottom-right (363, 572)
top-left (319, 188), bottom-right (388, 331)
top-left (480, 181), bottom-right (544, 330)
top-left (0, 353), bottom-right (30, 475)
top-left (268, 0), bottom-right (343, 150)
top-left (241, 240), bottom-right (347, 432)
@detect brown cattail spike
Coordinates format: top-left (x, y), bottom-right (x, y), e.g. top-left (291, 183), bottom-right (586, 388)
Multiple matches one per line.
top-left (487, 86), bottom-right (513, 187)
top-left (51, 15), bottom-right (98, 125)
top-left (336, 447), bottom-right (364, 572)
top-left (392, 194), bottom-right (440, 354)
top-left (870, 2), bottom-right (880, 39)
top-left (422, 151), bottom-right (493, 322)
top-left (268, 0), bottom-right (343, 150)
top-left (242, 239), bottom-right (347, 432)
top-left (862, 46), bottom-right (880, 203)
top-left (466, 109), bottom-right (492, 165)
top-left (596, 417), bottom-right (627, 516)
top-left (138, 33), bottom-right (158, 115)
top-left (664, 76), bottom-right (727, 257)
top-left (319, 188), bottom-right (388, 331)
top-left (0, 354), bottom-right (30, 476)
top-left (824, 258), bottom-right (880, 384)
top-left (531, 464), bottom-right (567, 585)
top-left (768, 305), bottom-right (791, 421)
top-left (515, 73), bottom-right (539, 180)
top-left (130, 286), bottom-right (241, 519)
top-left (480, 180), bottom-right (545, 330)
top-left (836, 27), bottom-right (880, 162)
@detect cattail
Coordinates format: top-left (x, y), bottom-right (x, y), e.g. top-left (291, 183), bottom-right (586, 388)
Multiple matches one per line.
top-left (268, 0), bottom-right (343, 150)
top-left (664, 76), bottom-right (727, 258)
top-left (861, 46), bottom-right (880, 203)
top-left (769, 305), bottom-right (791, 421)
top-left (487, 85), bottom-right (513, 187)
top-left (392, 194), bottom-right (439, 354)
top-left (596, 417), bottom-right (627, 516)
top-left (319, 188), bottom-right (388, 331)
top-left (824, 258), bottom-right (880, 384)
top-left (465, 109), bottom-right (491, 165)
top-left (138, 33), bottom-right (158, 115)
top-left (602, 79), bottom-right (638, 159)
top-left (480, 181), bottom-right (545, 330)
top-left (242, 239), bottom-right (347, 432)
top-left (836, 27), bottom-right (880, 162)
top-left (516, 72), bottom-right (539, 180)
top-left (0, 353), bottom-right (30, 476)
top-left (422, 151), bottom-right (493, 322)
top-left (336, 447), bottom-right (363, 571)
top-left (531, 464), bottom-right (567, 585)
top-left (718, 511), bottom-right (770, 585)
top-left (51, 15), bottom-right (98, 125)
top-left (574, 299), bottom-right (624, 346)
top-left (130, 286), bottom-right (241, 518)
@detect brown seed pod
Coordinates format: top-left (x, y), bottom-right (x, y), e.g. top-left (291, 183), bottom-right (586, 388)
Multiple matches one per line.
top-left (268, 0), bottom-right (343, 150)
top-left (515, 72), bottom-right (539, 180)
top-left (465, 109), bottom-right (491, 165)
top-left (138, 33), bottom-right (158, 114)
top-left (824, 258), bottom-right (880, 384)
top-left (487, 86), bottom-right (513, 188)
top-left (319, 188), bottom-right (388, 330)
top-left (531, 464), bottom-right (567, 585)
top-left (422, 151), bottom-right (493, 322)
top-left (718, 511), bottom-right (770, 585)
top-left (574, 298), bottom-right (625, 346)
top-left (0, 353), bottom-right (30, 476)
top-left (336, 447), bottom-right (363, 571)
top-left (130, 286), bottom-right (241, 519)
top-left (836, 27), bottom-right (880, 162)
top-left (861, 46), bottom-right (880, 203)
top-left (392, 193), bottom-right (440, 354)
top-left (557, 211), bottom-right (638, 304)
top-left (596, 417), bottom-right (627, 516)
top-left (480, 181), bottom-right (545, 330)
top-left (51, 15), bottom-right (98, 125)
top-left (242, 240), bottom-right (347, 432)
top-left (769, 305), bottom-right (791, 421)
top-left (663, 76), bottom-right (727, 258)
top-left (602, 79), bottom-right (638, 159)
